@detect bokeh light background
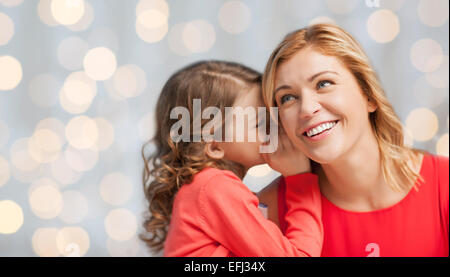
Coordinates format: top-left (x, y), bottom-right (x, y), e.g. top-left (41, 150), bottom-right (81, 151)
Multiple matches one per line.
top-left (0, 0), bottom-right (448, 257)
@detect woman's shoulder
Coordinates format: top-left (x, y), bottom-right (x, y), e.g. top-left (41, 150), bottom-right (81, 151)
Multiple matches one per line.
top-left (426, 153), bottom-right (449, 189)
top-left (419, 151), bottom-right (449, 175)
top-left (429, 153), bottom-right (449, 167)
top-left (420, 152), bottom-right (449, 230)
top-left (415, 152), bottom-right (448, 206)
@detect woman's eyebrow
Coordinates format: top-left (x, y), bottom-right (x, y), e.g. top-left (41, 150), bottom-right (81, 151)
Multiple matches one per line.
top-left (307, 70), bottom-right (338, 82)
top-left (274, 71), bottom-right (339, 95)
top-left (273, 85), bottom-right (291, 96)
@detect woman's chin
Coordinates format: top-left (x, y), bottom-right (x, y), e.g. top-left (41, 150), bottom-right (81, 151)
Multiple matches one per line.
top-left (306, 149), bottom-right (341, 165)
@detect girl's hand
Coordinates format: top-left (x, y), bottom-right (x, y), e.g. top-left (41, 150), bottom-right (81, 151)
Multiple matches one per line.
top-left (261, 127), bottom-right (311, 177)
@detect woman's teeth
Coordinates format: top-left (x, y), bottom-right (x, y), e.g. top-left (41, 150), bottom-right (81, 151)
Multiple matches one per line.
top-left (306, 121), bottom-right (337, 137)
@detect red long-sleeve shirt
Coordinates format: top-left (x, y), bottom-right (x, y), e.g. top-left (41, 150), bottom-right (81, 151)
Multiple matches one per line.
top-left (164, 167), bottom-right (323, 257)
top-left (277, 154), bottom-right (449, 257)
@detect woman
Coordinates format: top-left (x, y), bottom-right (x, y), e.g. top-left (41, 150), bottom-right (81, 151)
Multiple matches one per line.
top-left (258, 23), bottom-right (449, 257)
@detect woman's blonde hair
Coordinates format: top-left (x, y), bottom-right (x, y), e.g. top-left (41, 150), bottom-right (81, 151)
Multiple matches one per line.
top-left (262, 23), bottom-right (423, 192)
top-left (141, 60), bottom-right (261, 253)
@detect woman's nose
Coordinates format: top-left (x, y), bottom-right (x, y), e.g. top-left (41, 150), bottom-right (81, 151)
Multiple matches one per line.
top-left (298, 92), bottom-right (321, 119)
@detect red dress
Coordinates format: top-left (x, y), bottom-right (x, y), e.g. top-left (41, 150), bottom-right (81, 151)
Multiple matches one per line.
top-left (278, 154), bottom-right (449, 257)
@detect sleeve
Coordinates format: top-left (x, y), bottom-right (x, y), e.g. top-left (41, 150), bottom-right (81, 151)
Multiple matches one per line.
top-left (198, 170), bottom-right (323, 257)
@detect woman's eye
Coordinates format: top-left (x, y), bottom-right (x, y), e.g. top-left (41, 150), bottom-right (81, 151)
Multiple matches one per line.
top-left (317, 80), bottom-right (332, 89)
top-left (280, 94), bottom-right (296, 105)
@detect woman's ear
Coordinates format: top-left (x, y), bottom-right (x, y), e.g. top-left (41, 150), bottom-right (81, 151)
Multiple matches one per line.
top-left (367, 97), bottom-right (377, 113)
top-left (204, 142), bottom-right (225, 160)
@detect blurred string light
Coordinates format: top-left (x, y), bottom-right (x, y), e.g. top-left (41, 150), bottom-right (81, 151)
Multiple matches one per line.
top-left (59, 71), bottom-right (97, 114)
top-left (38, 0), bottom-right (60, 26)
top-left (436, 134), bottom-right (449, 157)
top-left (5, 114), bottom-right (112, 187)
top-left (93, 117), bottom-right (115, 150)
top-left (218, 1), bottom-right (251, 34)
top-left (66, 0), bottom-right (94, 32)
top-left (9, 138), bottom-right (44, 184)
top-left (0, 55), bottom-right (22, 91)
top-left (64, 145), bottom-right (99, 172)
top-left (56, 227), bottom-right (90, 257)
top-left (417, 0), bottom-right (449, 27)
top-left (402, 0), bottom-right (448, 156)
top-left (28, 178), bottom-right (63, 219)
top-left (0, 200), bottom-right (24, 234)
top-left (10, 138), bottom-right (40, 172)
top-left (35, 118), bottom-right (67, 146)
top-left (367, 9), bottom-right (400, 43)
top-left (32, 227), bottom-right (90, 257)
top-left (28, 128), bottom-right (62, 164)
top-left (83, 47), bottom-right (117, 81)
top-left (106, 64), bottom-right (147, 99)
top-left (32, 227), bottom-right (60, 257)
top-left (182, 20), bottom-right (216, 53)
top-left (50, 0), bottom-right (85, 26)
top-left (135, 0), bottom-right (169, 43)
top-left (168, 20), bottom-right (216, 56)
top-left (410, 39), bottom-right (444, 73)
top-left (167, 22), bottom-right (192, 56)
top-left (104, 208), bottom-right (138, 242)
top-left (0, 12), bottom-right (14, 46)
top-left (51, 154), bottom-right (82, 186)
top-left (309, 16), bottom-right (336, 25)
top-left (426, 55), bottom-right (449, 89)
top-left (405, 108), bottom-right (439, 142)
top-left (65, 115), bottom-right (98, 149)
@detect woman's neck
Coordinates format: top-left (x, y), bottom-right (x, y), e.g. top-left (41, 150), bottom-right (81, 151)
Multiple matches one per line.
top-left (316, 131), bottom-right (410, 212)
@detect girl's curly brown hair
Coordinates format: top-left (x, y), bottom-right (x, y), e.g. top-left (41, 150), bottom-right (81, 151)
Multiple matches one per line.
top-left (140, 61), bottom-right (262, 253)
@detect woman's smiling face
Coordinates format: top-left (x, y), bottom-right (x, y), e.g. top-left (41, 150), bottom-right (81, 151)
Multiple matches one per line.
top-left (273, 46), bottom-right (376, 164)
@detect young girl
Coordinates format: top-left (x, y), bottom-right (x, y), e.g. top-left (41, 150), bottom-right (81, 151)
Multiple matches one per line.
top-left (141, 61), bottom-right (323, 257)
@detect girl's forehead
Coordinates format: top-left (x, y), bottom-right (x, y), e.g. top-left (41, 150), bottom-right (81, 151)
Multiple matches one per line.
top-left (233, 86), bottom-right (264, 108)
